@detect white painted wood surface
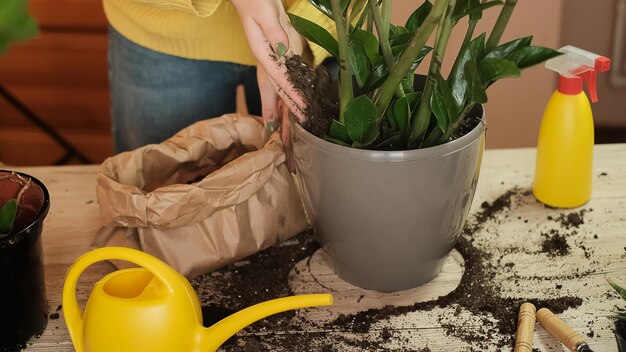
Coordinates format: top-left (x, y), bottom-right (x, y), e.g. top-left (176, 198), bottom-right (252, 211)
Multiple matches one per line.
top-left (13, 144), bottom-right (626, 351)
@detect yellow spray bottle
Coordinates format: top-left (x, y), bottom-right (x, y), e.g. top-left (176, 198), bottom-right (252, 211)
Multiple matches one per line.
top-left (533, 46), bottom-right (611, 208)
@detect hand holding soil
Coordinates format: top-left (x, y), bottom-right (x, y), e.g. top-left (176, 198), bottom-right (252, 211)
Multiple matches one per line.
top-left (230, 0), bottom-right (309, 124)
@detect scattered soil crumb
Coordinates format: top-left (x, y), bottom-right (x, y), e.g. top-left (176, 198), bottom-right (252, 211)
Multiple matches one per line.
top-left (243, 338), bottom-right (266, 352)
top-left (380, 327), bottom-right (393, 341)
top-left (599, 172), bottom-right (608, 176)
top-left (49, 313), bottom-right (59, 320)
top-left (541, 231), bottom-right (570, 256)
top-left (556, 210), bottom-right (586, 228)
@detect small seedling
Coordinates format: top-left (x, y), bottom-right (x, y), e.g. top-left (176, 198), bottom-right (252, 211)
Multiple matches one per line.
top-left (607, 277), bottom-right (626, 321)
top-left (0, 199), bottom-right (17, 238)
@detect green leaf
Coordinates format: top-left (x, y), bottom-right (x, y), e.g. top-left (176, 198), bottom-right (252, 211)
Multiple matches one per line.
top-left (374, 133), bottom-right (403, 149)
top-left (0, 0), bottom-right (38, 54)
top-left (405, 91), bottom-right (422, 111)
top-left (351, 28), bottom-right (379, 65)
top-left (344, 95), bottom-right (380, 146)
top-left (392, 96), bottom-right (411, 135)
top-left (389, 32), bottom-right (414, 47)
top-left (453, 0), bottom-right (503, 22)
top-left (479, 58), bottom-right (521, 82)
top-left (0, 199), bottom-right (17, 235)
top-left (451, 0), bottom-right (469, 21)
top-left (364, 62), bottom-right (388, 91)
top-left (406, 0), bottom-right (433, 32)
top-left (464, 60), bottom-right (488, 104)
top-left (348, 38), bottom-right (370, 88)
top-left (450, 33), bottom-right (486, 108)
top-left (505, 46), bottom-right (563, 69)
top-left (307, 0), bottom-right (333, 18)
top-left (340, 0), bottom-right (350, 14)
top-left (423, 125), bottom-right (444, 147)
top-left (288, 13), bottom-right (339, 58)
top-left (347, 0), bottom-right (368, 24)
top-left (486, 36), bottom-right (532, 60)
top-left (323, 135), bottom-right (351, 147)
top-left (607, 278), bottom-right (626, 301)
top-left (401, 72), bottom-right (415, 93)
top-left (328, 119), bottom-right (352, 144)
top-left (431, 75), bottom-right (459, 133)
top-left (386, 104), bottom-right (398, 130)
top-left (364, 46), bottom-right (430, 92)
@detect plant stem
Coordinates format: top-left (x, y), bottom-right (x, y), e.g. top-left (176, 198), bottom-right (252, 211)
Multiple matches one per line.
top-left (374, 0), bottom-right (450, 114)
top-left (461, 0), bottom-right (486, 48)
top-left (437, 103), bottom-right (475, 143)
top-left (486, 0), bottom-right (517, 51)
top-left (382, 0), bottom-right (391, 29)
top-left (462, 19), bottom-right (478, 48)
top-left (331, 0), bottom-right (353, 123)
top-left (368, 0), bottom-right (404, 97)
top-left (408, 0), bottom-right (457, 145)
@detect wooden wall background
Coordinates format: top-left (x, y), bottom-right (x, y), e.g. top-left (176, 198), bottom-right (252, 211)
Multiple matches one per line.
top-left (1, 1), bottom-right (623, 166)
top-left (0, 0), bottom-right (111, 166)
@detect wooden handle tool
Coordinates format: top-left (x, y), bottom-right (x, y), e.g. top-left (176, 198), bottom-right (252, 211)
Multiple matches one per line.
top-left (537, 308), bottom-right (594, 352)
top-left (514, 303), bottom-right (536, 352)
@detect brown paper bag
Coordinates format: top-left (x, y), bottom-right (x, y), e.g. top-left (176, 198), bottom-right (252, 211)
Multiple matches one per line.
top-left (93, 114), bottom-right (310, 278)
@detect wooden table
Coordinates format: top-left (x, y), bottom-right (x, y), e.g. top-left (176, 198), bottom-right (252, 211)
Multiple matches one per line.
top-left (14, 144), bottom-right (626, 351)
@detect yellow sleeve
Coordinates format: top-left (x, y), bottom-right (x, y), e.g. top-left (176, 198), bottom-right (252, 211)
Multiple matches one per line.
top-left (134, 0), bottom-right (223, 17)
top-left (287, 0), bottom-right (338, 67)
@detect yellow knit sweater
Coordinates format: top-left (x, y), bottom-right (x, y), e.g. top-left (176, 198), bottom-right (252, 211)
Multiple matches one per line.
top-left (103, 0), bottom-right (336, 67)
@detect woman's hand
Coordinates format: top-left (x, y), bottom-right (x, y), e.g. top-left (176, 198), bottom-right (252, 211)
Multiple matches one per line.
top-left (230, 0), bottom-right (308, 129)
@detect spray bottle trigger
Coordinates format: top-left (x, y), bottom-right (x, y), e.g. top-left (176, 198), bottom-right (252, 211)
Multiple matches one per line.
top-left (579, 70), bottom-right (598, 103)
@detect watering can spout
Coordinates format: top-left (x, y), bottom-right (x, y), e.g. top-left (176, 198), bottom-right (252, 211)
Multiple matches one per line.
top-left (200, 294), bottom-right (333, 351)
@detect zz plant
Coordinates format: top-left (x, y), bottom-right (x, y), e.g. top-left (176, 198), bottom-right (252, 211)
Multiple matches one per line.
top-left (288, 0), bottom-right (561, 149)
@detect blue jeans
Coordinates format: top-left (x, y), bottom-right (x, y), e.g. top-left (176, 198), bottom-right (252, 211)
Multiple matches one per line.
top-left (108, 27), bottom-right (262, 153)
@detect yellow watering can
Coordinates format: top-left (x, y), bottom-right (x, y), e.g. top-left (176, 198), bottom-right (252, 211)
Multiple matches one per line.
top-left (62, 247), bottom-right (333, 352)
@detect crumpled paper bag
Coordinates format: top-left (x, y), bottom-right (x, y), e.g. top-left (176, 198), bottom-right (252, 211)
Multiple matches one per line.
top-left (92, 114), bottom-right (309, 278)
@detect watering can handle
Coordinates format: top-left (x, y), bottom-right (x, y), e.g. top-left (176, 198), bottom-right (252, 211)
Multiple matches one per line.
top-left (62, 247), bottom-right (182, 352)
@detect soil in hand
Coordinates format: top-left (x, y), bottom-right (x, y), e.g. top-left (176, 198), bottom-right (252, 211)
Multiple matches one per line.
top-left (284, 55), bottom-right (338, 138)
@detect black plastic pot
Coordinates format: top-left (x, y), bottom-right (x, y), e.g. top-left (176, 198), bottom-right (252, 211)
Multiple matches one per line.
top-left (0, 171), bottom-right (49, 352)
top-left (617, 320), bottom-right (626, 352)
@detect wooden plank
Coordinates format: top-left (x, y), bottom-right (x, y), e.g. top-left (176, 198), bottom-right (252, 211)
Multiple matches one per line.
top-left (30, 0), bottom-right (108, 31)
top-left (0, 32), bottom-right (108, 88)
top-left (0, 127), bottom-right (112, 165)
top-left (9, 144), bottom-right (626, 351)
top-left (0, 85), bottom-right (110, 130)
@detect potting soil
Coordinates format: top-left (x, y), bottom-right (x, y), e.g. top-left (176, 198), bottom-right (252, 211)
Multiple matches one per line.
top-left (189, 185), bottom-right (617, 351)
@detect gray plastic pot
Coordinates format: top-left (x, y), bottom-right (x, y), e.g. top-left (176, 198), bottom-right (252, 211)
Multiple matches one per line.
top-left (291, 110), bottom-right (486, 292)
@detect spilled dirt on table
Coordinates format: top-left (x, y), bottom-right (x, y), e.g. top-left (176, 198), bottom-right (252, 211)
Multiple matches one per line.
top-left (190, 185), bottom-right (617, 351)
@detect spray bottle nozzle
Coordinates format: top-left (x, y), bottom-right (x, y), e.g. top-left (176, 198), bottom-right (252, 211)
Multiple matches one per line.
top-left (546, 46), bottom-right (611, 103)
